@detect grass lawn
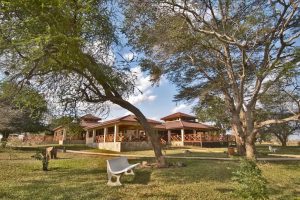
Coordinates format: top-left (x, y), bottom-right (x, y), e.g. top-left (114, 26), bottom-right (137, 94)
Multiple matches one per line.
top-left (57, 144), bottom-right (300, 158)
top-left (0, 148), bottom-right (299, 200)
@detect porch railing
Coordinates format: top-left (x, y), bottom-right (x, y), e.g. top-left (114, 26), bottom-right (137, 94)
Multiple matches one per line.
top-left (170, 135), bottom-right (182, 141)
top-left (170, 133), bottom-right (236, 142)
top-left (94, 133), bottom-right (148, 143)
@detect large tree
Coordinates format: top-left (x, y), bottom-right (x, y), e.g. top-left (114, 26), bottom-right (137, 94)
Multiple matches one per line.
top-left (0, 0), bottom-right (165, 166)
top-left (123, 0), bottom-right (300, 159)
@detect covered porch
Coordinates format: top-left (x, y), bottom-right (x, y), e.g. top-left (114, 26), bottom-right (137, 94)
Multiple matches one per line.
top-left (167, 129), bottom-right (235, 147)
top-left (86, 122), bottom-right (152, 152)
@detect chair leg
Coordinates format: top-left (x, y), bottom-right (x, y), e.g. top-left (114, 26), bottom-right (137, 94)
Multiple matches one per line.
top-left (125, 169), bottom-right (134, 175)
top-left (107, 173), bottom-right (122, 186)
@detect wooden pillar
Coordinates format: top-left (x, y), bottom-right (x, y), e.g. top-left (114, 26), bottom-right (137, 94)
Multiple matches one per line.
top-left (114, 124), bottom-right (119, 143)
top-left (92, 129), bottom-right (96, 143)
top-left (200, 132), bottom-right (203, 148)
top-left (136, 129), bottom-right (139, 141)
top-left (167, 130), bottom-right (171, 144)
top-left (104, 127), bottom-right (107, 143)
top-left (85, 130), bottom-right (89, 144)
top-left (181, 129), bottom-right (184, 146)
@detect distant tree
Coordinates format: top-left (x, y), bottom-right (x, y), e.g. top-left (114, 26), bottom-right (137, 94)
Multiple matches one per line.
top-left (51, 116), bottom-right (84, 140)
top-left (123, 0), bottom-right (300, 159)
top-left (0, 82), bottom-right (48, 140)
top-left (0, 0), bottom-right (166, 166)
top-left (194, 95), bottom-right (231, 132)
top-left (258, 78), bottom-right (300, 146)
top-left (260, 122), bottom-right (299, 146)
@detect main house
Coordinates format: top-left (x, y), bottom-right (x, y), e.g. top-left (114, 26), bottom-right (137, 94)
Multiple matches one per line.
top-left (53, 112), bottom-right (235, 152)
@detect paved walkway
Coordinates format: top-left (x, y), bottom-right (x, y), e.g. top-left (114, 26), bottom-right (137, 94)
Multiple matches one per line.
top-left (268, 153), bottom-right (300, 158)
top-left (64, 150), bottom-right (300, 161)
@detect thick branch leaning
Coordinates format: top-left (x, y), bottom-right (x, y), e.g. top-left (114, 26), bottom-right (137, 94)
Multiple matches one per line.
top-left (255, 114), bottom-right (300, 129)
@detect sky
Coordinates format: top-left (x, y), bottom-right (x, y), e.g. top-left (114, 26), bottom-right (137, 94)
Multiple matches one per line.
top-left (104, 63), bottom-right (194, 121)
top-left (99, 8), bottom-right (196, 122)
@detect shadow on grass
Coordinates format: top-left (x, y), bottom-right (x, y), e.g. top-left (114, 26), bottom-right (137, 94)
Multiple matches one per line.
top-left (130, 170), bottom-right (152, 185)
top-left (268, 184), bottom-right (300, 200)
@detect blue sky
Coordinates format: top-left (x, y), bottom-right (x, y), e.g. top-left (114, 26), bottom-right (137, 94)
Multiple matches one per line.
top-left (106, 65), bottom-right (194, 121)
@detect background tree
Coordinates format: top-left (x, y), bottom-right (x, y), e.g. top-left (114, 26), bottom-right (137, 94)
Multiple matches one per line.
top-left (258, 80), bottom-right (300, 146)
top-left (194, 95), bottom-right (231, 132)
top-left (0, 0), bottom-right (166, 166)
top-left (0, 81), bottom-right (48, 140)
top-left (123, 0), bottom-right (300, 159)
top-left (51, 116), bottom-right (84, 140)
top-left (260, 122), bottom-right (299, 146)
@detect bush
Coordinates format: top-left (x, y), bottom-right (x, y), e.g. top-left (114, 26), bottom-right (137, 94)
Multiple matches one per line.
top-left (1, 141), bottom-right (7, 148)
top-left (232, 159), bottom-right (268, 200)
top-left (32, 150), bottom-right (49, 171)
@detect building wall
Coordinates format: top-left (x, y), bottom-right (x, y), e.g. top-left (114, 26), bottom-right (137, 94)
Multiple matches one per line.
top-left (171, 141), bottom-right (184, 146)
top-left (87, 142), bottom-right (122, 152)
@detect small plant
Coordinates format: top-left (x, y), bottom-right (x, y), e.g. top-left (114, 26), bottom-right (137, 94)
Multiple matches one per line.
top-left (1, 141), bottom-right (7, 148)
top-left (32, 150), bottom-right (49, 171)
top-left (232, 159), bottom-right (268, 200)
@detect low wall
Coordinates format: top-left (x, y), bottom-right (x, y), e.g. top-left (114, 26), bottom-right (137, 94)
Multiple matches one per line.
top-left (8, 135), bottom-right (58, 145)
top-left (121, 141), bottom-right (153, 151)
top-left (61, 140), bottom-right (85, 145)
top-left (171, 141), bottom-right (184, 146)
top-left (87, 142), bottom-right (122, 152)
top-left (86, 137), bottom-right (94, 144)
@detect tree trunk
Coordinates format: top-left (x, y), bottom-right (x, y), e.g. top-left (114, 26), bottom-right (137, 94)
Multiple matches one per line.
top-left (279, 137), bottom-right (287, 147)
top-left (1, 132), bottom-right (9, 142)
top-left (245, 140), bottom-right (256, 160)
top-left (235, 135), bottom-right (246, 156)
top-left (231, 116), bottom-right (246, 156)
top-left (111, 98), bottom-right (167, 167)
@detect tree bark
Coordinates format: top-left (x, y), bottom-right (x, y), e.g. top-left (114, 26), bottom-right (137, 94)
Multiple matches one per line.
top-left (278, 137), bottom-right (287, 147)
top-left (245, 138), bottom-right (256, 160)
top-left (231, 115), bottom-right (246, 156)
top-left (1, 132), bottom-right (9, 142)
top-left (235, 135), bottom-right (246, 156)
top-left (110, 98), bottom-right (167, 167)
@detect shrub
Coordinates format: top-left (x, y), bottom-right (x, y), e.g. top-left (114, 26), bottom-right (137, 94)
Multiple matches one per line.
top-left (32, 150), bottom-right (49, 171)
top-left (232, 159), bottom-right (268, 200)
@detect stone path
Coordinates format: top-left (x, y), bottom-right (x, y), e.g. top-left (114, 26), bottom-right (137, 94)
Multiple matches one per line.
top-left (63, 150), bottom-right (300, 161)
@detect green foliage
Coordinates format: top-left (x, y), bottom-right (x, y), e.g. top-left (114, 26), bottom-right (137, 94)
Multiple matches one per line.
top-left (194, 95), bottom-right (231, 131)
top-left (0, 81), bottom-right (47, 119)
top-left (232, 159), bottom-right (268, 200)
top-left (0, 81), bottom-right (48, 134)
top-left (0, 141), bottom-right (7, 148)
top-left (51, 116), bottom-right (83, 137)
top-left (32, 150), bottom-right (49, 171)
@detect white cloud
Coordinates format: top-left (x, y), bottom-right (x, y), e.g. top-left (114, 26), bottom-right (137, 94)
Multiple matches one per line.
top-left (171, 103), bottom-right (193, 113)
top-left (127, 67), bottom-right (157, 105)
top-left (148, 116), bottom-right (160, 121)
top-left (171, 104), bottom-right (188, 113)
top-left (123, 110), bottom-right (133, 115)
top-left (123, 52), bottom-right (136, 62)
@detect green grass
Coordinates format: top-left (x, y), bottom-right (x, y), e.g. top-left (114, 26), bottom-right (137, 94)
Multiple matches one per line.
top-left (0, 148), bottom-right (299, 200)
top-left (256, 145), bottom-right (300, 156)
